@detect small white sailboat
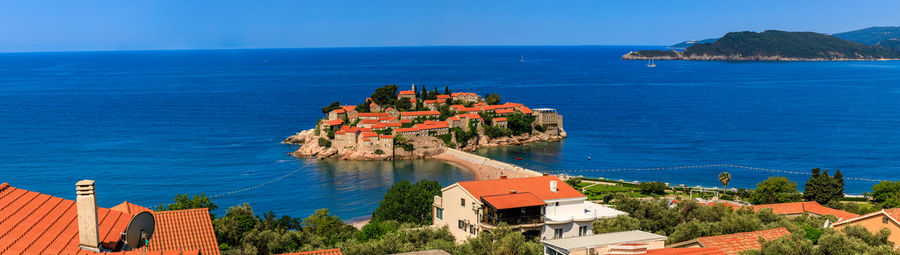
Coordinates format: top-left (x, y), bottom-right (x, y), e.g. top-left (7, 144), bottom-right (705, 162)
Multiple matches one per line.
top-left (520, 55), bottom-right (525, 63)
top-left (647, 59), bottom-right (656, 67)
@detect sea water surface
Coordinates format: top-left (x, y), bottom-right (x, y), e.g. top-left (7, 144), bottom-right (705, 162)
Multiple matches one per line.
top-left (1, 46), bottom-right (899, 219)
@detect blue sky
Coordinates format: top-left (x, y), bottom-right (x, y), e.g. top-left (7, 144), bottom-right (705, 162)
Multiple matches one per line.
top-left (1, 0), bottom-right (898, 52)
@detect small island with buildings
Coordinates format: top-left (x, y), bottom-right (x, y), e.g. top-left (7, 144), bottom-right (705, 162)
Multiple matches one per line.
top-left (283, 84), bottom-right (565, 178)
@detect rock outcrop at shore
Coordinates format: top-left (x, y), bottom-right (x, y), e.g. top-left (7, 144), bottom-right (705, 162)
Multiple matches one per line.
top-left (284, 127), bottom-right (566, 160)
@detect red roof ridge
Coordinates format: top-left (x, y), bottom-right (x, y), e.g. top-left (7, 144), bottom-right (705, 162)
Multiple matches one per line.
top-left (0, 182), bottom-right (9, 192)
top-left (696, 227), bottom-right (790, 255)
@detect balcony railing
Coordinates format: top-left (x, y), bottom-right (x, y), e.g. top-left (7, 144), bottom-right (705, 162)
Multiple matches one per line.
top-left (481, 214), bottom-right (543, 226)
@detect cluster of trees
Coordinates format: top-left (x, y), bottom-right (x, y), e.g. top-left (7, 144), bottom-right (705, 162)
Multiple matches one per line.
top-left (483, 93), bottom-right (502, 105)
top-left (594, 195), bottom-right (898, 254)
top-left (321, 101), bottom-right (342, 114)
top-left (744, 225), bottom-right (897, 255)
top-left (371, 180), bottom-right (442, 225)
top-left (803, 168), bottom-right (844, 205)
top-left (637, 181), bottom-right (667, 195)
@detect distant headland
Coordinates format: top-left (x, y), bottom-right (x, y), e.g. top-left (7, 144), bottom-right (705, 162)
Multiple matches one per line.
top-left (283, 84), bottom-right (565, 174)
top-left (626, 27), bottom-right (900, 61)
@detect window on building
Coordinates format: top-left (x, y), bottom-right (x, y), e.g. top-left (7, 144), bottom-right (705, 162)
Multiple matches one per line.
top-left (470, 225), bottom-right (476, 234)
top-left (436, 208), bottom-right (443, 220)
top-left (579, 226), bottom-right (589, 236)
top-left (884, 216), bottom-right (890, 224)
top-left (459, 220), bottom-right (465, 230)
top-left (461, 198), bottom-right (466, 207)
top-left (555, 202), bottom-right (559, 206)
top-left (554, 228), bottom-right (563, 239)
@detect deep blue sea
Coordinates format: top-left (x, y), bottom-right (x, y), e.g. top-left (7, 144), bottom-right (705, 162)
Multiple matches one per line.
top-left (2, 46), bottom-right (899, 219)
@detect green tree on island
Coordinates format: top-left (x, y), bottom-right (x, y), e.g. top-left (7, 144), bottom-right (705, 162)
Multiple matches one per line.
top-left (484, 93), bottom-right (502, 105)
top-left (321, 101), bottom-right (341, 114)
top-left (748, 176), bottom-right (802, 204)
top-left (370, 85), bottom-right (399, 107)
top-left (718, 172), bottom-right (731, 192)
top-left (803, 168), bottom-right (845, 205)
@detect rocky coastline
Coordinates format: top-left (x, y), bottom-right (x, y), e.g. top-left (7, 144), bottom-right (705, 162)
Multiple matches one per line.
top-left (282, 128), bottom-right (566, 161)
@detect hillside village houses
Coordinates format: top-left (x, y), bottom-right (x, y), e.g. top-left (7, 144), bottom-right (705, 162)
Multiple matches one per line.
top-left (318, 84), bottom-right (564, 156)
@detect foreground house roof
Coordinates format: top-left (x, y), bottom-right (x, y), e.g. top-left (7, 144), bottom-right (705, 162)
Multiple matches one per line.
top-left (456, 176), bottom-right (584, 201)
top-left (481, 192), bottom-right (546, 209)
top-left (670, 227), bottom-right (790, 255)
top-left (641, 247), bottom-right (727, 255)
top-left (750, 201), bottom-right (858, 220)
top-left (832, 208), bottom-right (900, 226)
top-left (0, 182), bottom-right (218, 255)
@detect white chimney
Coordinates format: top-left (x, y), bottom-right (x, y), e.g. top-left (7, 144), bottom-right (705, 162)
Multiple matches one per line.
top-left (76, 180), bottom-right (100, 252)
top-left (550, 181), bottom-right (558, 192)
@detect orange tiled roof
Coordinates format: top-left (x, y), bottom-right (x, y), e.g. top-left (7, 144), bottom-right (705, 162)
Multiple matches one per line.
top-left (457, 113), bottom-right (482, 120)
top-left (642, 247), bottom-right (727, 255)
top-left (696, 227), bottom-right (790, 255)
top-left (481, 192), bottom-right (546, 210)
top-left (398, 90), bottom-right (415, 95)
top-left (400, 111), bottom-right (440, 116)
top-left (276, 248), bottom-right (343, 255)
top-left (111, 201), bottom-right (153, 214)
top-left (360, 119), bottom-right (379, 124)
top-left (517, 106), bottom-right (533, 114)
top-left (457, 176), bottom-right (584, 202)
top-left (0, 183), bottom-right (217, 255)
top-left (400, 119), bottom-right (411, 123)
top-left (751, 201), bottom-right (858, 220)
top-left (358, 112), bottom-right (389, 117)
top-left (396, 128), bottom-right (419, 133)
top-left (340, 105), bottom-right (356, 112)
top-left (324, 119), bottom-right (344, 126)
top-left (833, 208), bottom-right (900, 226)
top-left (147, 208), bottom-right (220, 255)
top-left (493, 117), bottom-right (507, 122)
top-left (436, 95), bottom-right (451, 99)
top-left (380, 135), bottom-right (394, 139)
top-left (495, 109), bottom-right (514, 114)
top-left (362, 132), bottom-right (378, 137)
top-left (451, 92), bottom-right (477, 97)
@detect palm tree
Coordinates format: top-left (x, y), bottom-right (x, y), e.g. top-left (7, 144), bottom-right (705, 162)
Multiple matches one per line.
top-left (718, 172), bottom-right (731, 192)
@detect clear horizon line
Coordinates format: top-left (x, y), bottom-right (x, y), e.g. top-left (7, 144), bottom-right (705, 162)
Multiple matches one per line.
top-left (0, 44), bottom-right (668, 54)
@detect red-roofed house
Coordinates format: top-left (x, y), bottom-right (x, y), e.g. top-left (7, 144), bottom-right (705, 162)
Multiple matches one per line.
top-left (451, 92), bottom-right (481, 103)
top-left (750, 201), bottom-right (858, 221)
top-left (399, 111), bottom-right (441, 120)
top-left (433, 176), bottom-right (626, 241)
top-left (423, 99), bottom-right (445, 110)
top-left (357, 112), bottom-right (389, 120)
top-left (517, 106), bottom-right (533, 115)
top-left (667, 227), bottom-right (791, 255)
top-left (384, 107), bottom-right (400, 117)
top-left (323, 119), bottom-right (344, 129)
top-left (832, 208), bottom-right (900, 247)
top-left (0, 181), bottom-right (219, 255)
top-left (437, 94), bottom-right (451, 100)
top-left (642, 247), bottom-right (727, 255)
top-left (493, 117), bottom-right (508, 128)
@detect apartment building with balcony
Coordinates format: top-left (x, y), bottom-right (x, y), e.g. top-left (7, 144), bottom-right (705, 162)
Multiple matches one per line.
top-left (432, 175), bottom-right (626, 241)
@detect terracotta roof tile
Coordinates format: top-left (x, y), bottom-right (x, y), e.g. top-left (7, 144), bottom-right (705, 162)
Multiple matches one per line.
top-left (324, 119), bottom-right (344, 126)
top-left (111, 201), bottom-right (153, 214)
top-left (399, 90), bottom-right (416, 95)
top-left (493, 117), bottom-right (507, 122)
top-left (277, 248), bottom-right (343, 255)
top-left (696, 227), bottom-right (790, 255)
top-left (436, 95), bottom-right (450, 99)
top-left (517, 106), bottom-right (533, 114)
top-left (481, 192), bottom-right (546, 209)
top-left (400, 111), bottom-right (440, 116)
top-left (148, 208), bottom-right (220, 255)
top-left (0, 183), bottom-right (218, 255)
top-left (495, 109), bottom-right (515, 114)
top-left (751, 201), bottom-right (858, 220)
top-left (380, 135), bottom-right (394, 139)
top-left (458, 176), bottom-right (584, 201)
top-left (642, 247), bottom-right (727, 255)
top-left (357, 112), bottom-right (389, 117)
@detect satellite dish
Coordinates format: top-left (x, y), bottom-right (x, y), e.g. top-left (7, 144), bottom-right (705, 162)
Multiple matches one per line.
top-left (123, 211), bottom-right (155, 250)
